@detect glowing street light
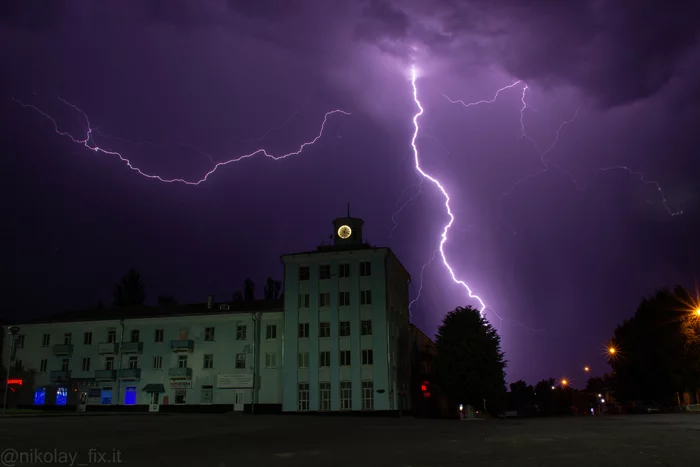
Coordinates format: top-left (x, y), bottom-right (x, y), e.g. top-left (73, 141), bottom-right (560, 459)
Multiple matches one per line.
top-left (561, 379), bottom-right (568, 387)
top-left (608, 346), bottom-right (617, 356)
top-left (584, 366), bottom-right (590, 372)
top-left (695, 308), bottom-right (700, 316)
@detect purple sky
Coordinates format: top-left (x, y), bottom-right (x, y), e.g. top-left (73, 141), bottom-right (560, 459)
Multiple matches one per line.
top-left (3, 0), bottom-right (700, 385)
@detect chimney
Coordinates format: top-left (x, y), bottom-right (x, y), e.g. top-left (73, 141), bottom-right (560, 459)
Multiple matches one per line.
top-left (207, 295), bottom-right (213, 309)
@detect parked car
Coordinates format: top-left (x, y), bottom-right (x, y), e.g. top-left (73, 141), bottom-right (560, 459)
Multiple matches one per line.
top-left (633, 401), bottom-right (660, 413)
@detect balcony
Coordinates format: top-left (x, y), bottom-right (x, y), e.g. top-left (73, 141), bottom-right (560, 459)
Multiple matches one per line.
top-left (94, 369), bottom-right (117, 380)
top-left (97, 342), bottom-right (119, 355)
top-left (50, 370), bottom-right (71, 382)
top-left (52, 344), bottom-right (74, 356)
top-left (117, 368), bottom-right (141, 380)
top-left (170, 339), bottom-right (195, 353)
top-left (168, 367), bottom-right (192, 379)
top-left (120, 342), bottom-right (143, 354)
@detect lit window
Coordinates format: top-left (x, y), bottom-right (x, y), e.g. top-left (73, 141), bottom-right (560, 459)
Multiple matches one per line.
top-left (34, 388), bottom-right (46, 405)
top-left (56, 387), bottom-right (68, 406)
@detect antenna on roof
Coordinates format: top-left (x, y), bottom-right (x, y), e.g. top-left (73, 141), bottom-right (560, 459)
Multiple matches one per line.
top-left (347, 202), bottom-right (350, 218)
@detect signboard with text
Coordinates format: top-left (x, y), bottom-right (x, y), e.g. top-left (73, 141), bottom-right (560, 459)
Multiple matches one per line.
top-left (217, 373), bottom-right (253, 388)
top-left (169, 381), bottom-right (192, 389)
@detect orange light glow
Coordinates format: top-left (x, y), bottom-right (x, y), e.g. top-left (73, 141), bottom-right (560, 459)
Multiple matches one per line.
top-left (584, 366), bottom-right (590, 372)
top-left (695, 308), bottom-right (700, 316)
top-left (608, 346), bottom-right (616, 355)
top-left (561, 379), bottom-right (568, 386)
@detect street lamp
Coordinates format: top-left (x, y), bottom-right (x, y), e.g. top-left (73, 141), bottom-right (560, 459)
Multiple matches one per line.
top-left (695, 308), bottom-right (700, 316)
top-left (561, 379), bottom-right (568, 387)
top-left (608, 346), bottom-right (617, 356)
top-left (584, 366), bottom-right (590, 372)
top-left (3, 326), bottom-right (20, 414)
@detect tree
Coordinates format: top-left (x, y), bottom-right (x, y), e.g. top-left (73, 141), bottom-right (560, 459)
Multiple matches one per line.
top-left (113, 268), bottom-right (146, 307)
top-left (509, 380), bottom-right (535, 414)
top-left (434, 306), bottom-right (507, 415)
top-left (609, 286), bottom-right (700, 404)
top-left (263, 277), bottom-right (282, 300)
top-left (534, 378), bottom-right (557, 416)
top-left (243, 278), bottom-right (255, 301)
top-left (232, 291), bottom-right (243, 302)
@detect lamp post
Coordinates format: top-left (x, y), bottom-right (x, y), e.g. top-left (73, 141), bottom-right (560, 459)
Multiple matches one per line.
top-left (3, 326), bottom-right (20, 414)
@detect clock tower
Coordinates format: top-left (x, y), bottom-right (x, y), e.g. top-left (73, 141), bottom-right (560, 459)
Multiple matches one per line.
top-left (332, 204), bottom-right (364, 247)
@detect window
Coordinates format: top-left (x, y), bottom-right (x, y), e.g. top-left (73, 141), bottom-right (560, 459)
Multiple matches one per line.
top-left (339, 321), bottom-right (350, 337)
top-left (319, 265), bottom-right (331, 279)
top-left (107, 329), bottom-right (116, 343)
top-left (359, 261), bottom-right (371, 277)
top-left (16, 335), bottom-right (25, 348)
top-left (83, 332), bottom-right (92, 345)
top-left (362, 349), bottom-right (373, 365)
top-left (39, 359), bottom-right (47, 372)
top-left (340, 350), bottom-right (351, 366)
top-left (61, 358), bottom-right (69, 371)
top-left (319, 322), bottom-right (331, 338)
top-left (299, 266), bottom-right (310, 281)
top-left (63, 333), bottom-right (72, 345)
top-left (361, 320), bottom-right (373, 336)
top-left (130, 330), bottom-right (140, 342)
top-left (298, 293), bottom-right (310, 309)
top-left (319, 292), bottom-right (331, 307)
top-left (319, 382), bottom-right (331, 411)
top-left (128, 357), bottom-right (138, 369)
top-left (153, 356), bottom-right (163, 370)
top-left (56, 387), bottom-right (68, 406)
top-left (174, 390), bottom-right (186, 404)
top-left (81, 357), bottom-right (91, 371)
top-left (298, 323), bottom-right (309, 338)
top-left (362, 381), bottom-right (374, 410)
top-left (340, 381), bottom-right (352, 410)
top-left (105, 357), bottom-right (114, 370)
top-left (265, 353), bottom-right (277, 368)
top-left (298, 383), bottom-right (310, 411)
top-left (298, 352), bottom-right (309, 368)
top-left (177, 355), bottom-right (188, 368)
top-left (14, 360), bottom-right (22, 372)
top-left (100, 388), bottom-right (112, 404)
top-left (124, 387), bottom-right (137, 405)
top-left (154, 329), bottom-right (164, 343)
top-left (319, 351), bottom-right (331, 367)
top-left (34, 388), bottom-right (46, 405)
top-left (203, 354), bottom-right (214, 369)
top-left (360, 290), bottom-right (372, 305)
top-left (178, 328), bottom-right (188, 340)
top-left (236, 324), bottom-right (247, 340)
top-left (235, 353), bottom-right (246, 369)
top-left (338, 263), bottom-right (350, 278)
top-left (42, 334), bottom-right (50, 347)
top-left (339, 291), bottom-right (350, 307)
top-left (266, 325), bottom-right (277, 339)
top-left (204, 327), bottom-right (215, 341)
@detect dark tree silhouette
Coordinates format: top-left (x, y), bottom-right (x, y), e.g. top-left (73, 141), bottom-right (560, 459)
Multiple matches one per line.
top-left (232, 291), bottom-right (243, 302)
top-left (113, 268), bottom-right (146, 307)
top-left (509, 380), bottom-right (535, 414)
top-left (263, 277), bottom-right (282, 300)
top-left (157, 295), bottom-right (178, 306)
top-left (434, 306), bottom-right (507, 415)
top-left (609, 286), bottom-right (700, 404)
top-left (243, 278), bottom-right (255, 301)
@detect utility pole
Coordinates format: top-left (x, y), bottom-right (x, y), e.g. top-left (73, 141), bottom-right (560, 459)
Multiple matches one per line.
top-left (3, 326), bottom-right (20, 414)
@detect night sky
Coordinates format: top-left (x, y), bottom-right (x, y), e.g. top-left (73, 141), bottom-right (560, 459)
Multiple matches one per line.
top-left (3, 0), bottom-right (700, 386)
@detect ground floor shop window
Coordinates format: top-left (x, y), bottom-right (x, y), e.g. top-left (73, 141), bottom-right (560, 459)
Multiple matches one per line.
top-left (175, 390), bottom-right (186, 404)
top-left (101, 388), bottom-right (113, 404)
top-left (33, 388), bottom-right (46, 405)
top-left (298, 383), bottom-right (309, 411)
top-left (56, 387), bottom-right (68, 406)
top-left (124, 387), bottom-right (137, 405)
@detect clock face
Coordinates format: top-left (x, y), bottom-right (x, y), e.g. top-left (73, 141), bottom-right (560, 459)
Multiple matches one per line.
top-left (337, 225), bottom-right (352, 239)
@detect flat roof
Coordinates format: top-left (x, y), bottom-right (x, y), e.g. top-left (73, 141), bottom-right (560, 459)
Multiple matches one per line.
top-left (12, 299), bottom-right (284, 326)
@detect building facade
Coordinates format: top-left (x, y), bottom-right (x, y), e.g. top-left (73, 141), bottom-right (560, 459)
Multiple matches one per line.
top-left (281, 214), bottom-right (412, 413)
top-left (2, 214), bottom-right (415, 414)
top-left (2, 301), bottom-right (284, 412)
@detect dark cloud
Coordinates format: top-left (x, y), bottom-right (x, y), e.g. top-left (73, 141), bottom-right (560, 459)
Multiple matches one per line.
top-left (0, 0), bottom-right (69, 30)
top-left (356, 0), bottom-right (700, 108)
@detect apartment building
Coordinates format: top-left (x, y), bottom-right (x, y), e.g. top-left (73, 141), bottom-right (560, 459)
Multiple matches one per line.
top-left (2, 300), bottom-right (283, 412)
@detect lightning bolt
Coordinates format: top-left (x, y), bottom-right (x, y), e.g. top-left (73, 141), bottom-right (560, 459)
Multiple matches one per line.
top-left (410, 66), bottom-right (489, 316)
top-left (389, 179), bottom-right (423, 240)
top-left (13, 96), bottom-right (349, 185)
top-left (598, 166), bottom-right (683, 217)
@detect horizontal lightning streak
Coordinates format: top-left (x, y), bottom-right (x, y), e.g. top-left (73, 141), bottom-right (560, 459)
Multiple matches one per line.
top-left (598, 166), bottom-right (683, 217)
top-left (13, 96), bottom-right (349, 185)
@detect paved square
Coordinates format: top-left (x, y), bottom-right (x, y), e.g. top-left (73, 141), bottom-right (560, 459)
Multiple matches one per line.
top-left (2, 413), bottom-right (699, 466)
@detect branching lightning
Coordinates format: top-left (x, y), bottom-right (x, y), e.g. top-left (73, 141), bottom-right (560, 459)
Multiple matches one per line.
top-left (389, 179), bottom-right (423, 240)
top-left (13, 96), bottom-right (349, 185)
top-left (409, 66), bottom-right (489, 316)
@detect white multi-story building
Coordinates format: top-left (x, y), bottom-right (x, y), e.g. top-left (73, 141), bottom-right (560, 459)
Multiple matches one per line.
top-left (2, 213), bottom-right (414, 413)
top-left (2, 300), bottom-right (284, 412)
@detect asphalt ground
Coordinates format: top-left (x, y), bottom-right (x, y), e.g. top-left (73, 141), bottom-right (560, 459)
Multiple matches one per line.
top-left (1, 412), bottom-right (699, 466)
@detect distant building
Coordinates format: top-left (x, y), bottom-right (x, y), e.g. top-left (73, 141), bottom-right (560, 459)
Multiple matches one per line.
top-left (2, 212), bottom-right (418, 414)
